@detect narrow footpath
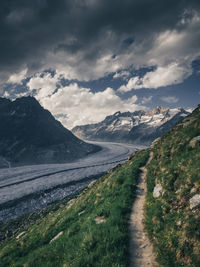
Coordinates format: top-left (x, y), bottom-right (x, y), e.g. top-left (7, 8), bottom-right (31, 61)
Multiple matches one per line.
top-left (129, 152), bottom-right (158, 267)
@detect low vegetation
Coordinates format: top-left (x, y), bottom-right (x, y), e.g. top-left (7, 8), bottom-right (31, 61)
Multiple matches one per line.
top-left (145, 106), bottom-right (200, 266)
top-left (1, 106), bottom-right (199, 267)
top-left (0, 150), bottom-right (148, 267)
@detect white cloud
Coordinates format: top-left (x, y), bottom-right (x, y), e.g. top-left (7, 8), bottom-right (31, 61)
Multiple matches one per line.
top-left (7, 68), bottom-right (27, 84)
top-left (113, 70), bottom-right (130, 80)
top-left (116, 14), bottom-right (200, 92)
top-left (48, 50), bottom-right (123, 82)
top-left (1, 9), bottom-right (200, 89)
top-left (45, 13), bottom-right (200, 83)
top-left (27, 72), bottom-right (60, 99)
top-left (118, 63), bottom-right (192, 92)
top-left (160, 96), bottom-right (179, 104)
top-left (34, 83), bottom-right (144, 129)
top-left (141, 96), bottom-right (153, 104)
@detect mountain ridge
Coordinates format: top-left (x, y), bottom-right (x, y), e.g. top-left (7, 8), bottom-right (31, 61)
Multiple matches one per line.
top-left (0, 96), bottom-right (100, 167)
top-left (72, 106), bottom-right (189, 144)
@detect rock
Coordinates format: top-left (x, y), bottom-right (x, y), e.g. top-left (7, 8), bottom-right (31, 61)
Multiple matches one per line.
top-left (189, 194), bottom-right (200, 209)
top-left (190, 187), bottom-right (197, 194)
top-left (49, 231), bottom-right (63, 243)
top-left (16, 231), bottom-right (26, 239)
top-left (151, 137), bottom-right (161, 147)
top-left (175, 188), bottom-right (181, 194)
top-left (94, 216), bottom-right (107, 224)
top-left (66, 198), bottom-right (76, 210)
top-left (140, 244), bottom-right (148, 248)
top-left (128, 152), bottom-right (136, 160)
top-left (189, 135), bottom-right (200, 148)
top-left (88, 180), bottom-right (96, 188)
top-left (153, 184), bottom-right (163, 198)
top-left (78, 210), bottom-right (85, 216)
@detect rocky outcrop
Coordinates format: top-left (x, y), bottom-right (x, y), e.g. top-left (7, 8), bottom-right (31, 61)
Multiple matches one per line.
top-left (189, 194), bottom-right (200, 209)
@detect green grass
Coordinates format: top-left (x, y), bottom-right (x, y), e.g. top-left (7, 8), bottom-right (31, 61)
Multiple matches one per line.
top-left (145, 106), bottom-right (200, 267)
top-left (0, 150), bottom-right (149, 267)
top-left (1, 107), bottom-right (200, 267)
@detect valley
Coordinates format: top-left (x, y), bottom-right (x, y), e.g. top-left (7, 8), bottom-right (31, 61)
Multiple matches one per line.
top-left (0, 141), bottom-right (144, 223)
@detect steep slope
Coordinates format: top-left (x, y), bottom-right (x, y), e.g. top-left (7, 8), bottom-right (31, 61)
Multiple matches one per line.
top-left (0, 150), bottom-right (149, 267)
top-left (0, 106), bottom-right (199, 266)
top-left (145, 105), bottom-right (200, 266)
top-left (72, 107), bottom-right (189, 144)
top-left (0, 96), bottom-right (99, 166)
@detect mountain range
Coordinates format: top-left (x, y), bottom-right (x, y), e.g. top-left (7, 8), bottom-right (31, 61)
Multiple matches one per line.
top-left (0, 96), bottom-right (99, 167)
top-left (72, 107), bottom-right (190, 144)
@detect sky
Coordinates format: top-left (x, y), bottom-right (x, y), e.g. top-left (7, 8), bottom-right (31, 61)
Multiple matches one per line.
top-left (0, 0), bottom-right (200, 129)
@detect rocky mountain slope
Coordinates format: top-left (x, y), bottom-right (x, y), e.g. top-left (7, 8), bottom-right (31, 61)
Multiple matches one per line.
top-left (72, 107), bottom-right (189, 144)
top-left (145, 104), bottom-right (200, 266)
top-left (0, 96), bottom-right (99, 167)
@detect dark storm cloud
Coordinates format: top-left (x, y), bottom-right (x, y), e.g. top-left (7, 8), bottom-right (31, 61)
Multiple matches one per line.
top-left (0, 0), bottom-right (200, 79)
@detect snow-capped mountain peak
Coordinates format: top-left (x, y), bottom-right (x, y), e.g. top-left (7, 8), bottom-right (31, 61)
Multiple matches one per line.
top-left (72, 107), bottom-right (190, 145)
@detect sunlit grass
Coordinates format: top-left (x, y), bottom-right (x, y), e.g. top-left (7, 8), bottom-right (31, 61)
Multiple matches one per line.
top-left (145, 106), bottom-right (200, 267)
top-left (0, 150), bottom-right (149, 267)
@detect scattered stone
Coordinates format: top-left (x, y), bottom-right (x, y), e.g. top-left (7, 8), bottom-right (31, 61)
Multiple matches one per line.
top-left (88, 180), bottom-right (96, 188)
top-left (189, 194), bottom-right (200, 209)
top-left (94, 216), bottom-right (107, 224)
top-left (153, 184), bottom-right (163, 198)
top-left (49, 231), bottom-right (63, 244)
top-left (140, 244), bottom-right (148, 248)
top-left (175, 188), bottom-right (181, 194)
top-left (190, 187), bottom-right (197, 194)
top-left (66, 199), bottom-right (76, 210)
top-left (78, 210), bottom-right (85, 216)
top-left (128, 152), bottom-right (136, 160)
top-left (189, 135), bottom-right (200, 148)
top-left (151, 137), bottom-right (161, 147)
top-left (16, 231), bottom-right (26, 240)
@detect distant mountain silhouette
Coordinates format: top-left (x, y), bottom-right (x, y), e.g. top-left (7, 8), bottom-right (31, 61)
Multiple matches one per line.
top-left (72, 107), bottom-right (190, 144)
top-left (0, 96), bottom-right (100, 167)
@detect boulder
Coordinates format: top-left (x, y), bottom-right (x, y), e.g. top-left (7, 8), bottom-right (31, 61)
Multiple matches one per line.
top-left (189, 194), bottom-right (200, 209)
top-left (153, 184), bottom-right (163, 198)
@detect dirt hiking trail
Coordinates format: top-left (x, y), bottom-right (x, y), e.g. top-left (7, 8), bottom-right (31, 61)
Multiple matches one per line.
top-left (129, 152), bottom-right (158, 267)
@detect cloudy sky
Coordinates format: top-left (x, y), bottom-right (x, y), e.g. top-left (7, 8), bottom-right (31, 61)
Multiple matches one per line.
top-left (1, 0), bottom-right (200, 129)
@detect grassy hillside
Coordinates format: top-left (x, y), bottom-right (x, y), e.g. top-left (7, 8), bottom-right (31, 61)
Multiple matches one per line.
top-left (0, 150), bottom-right (148, 267)
top-left (145, 105), bottom-right (200, 266)
top-left (0, 106), bottom-right (199, 267)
